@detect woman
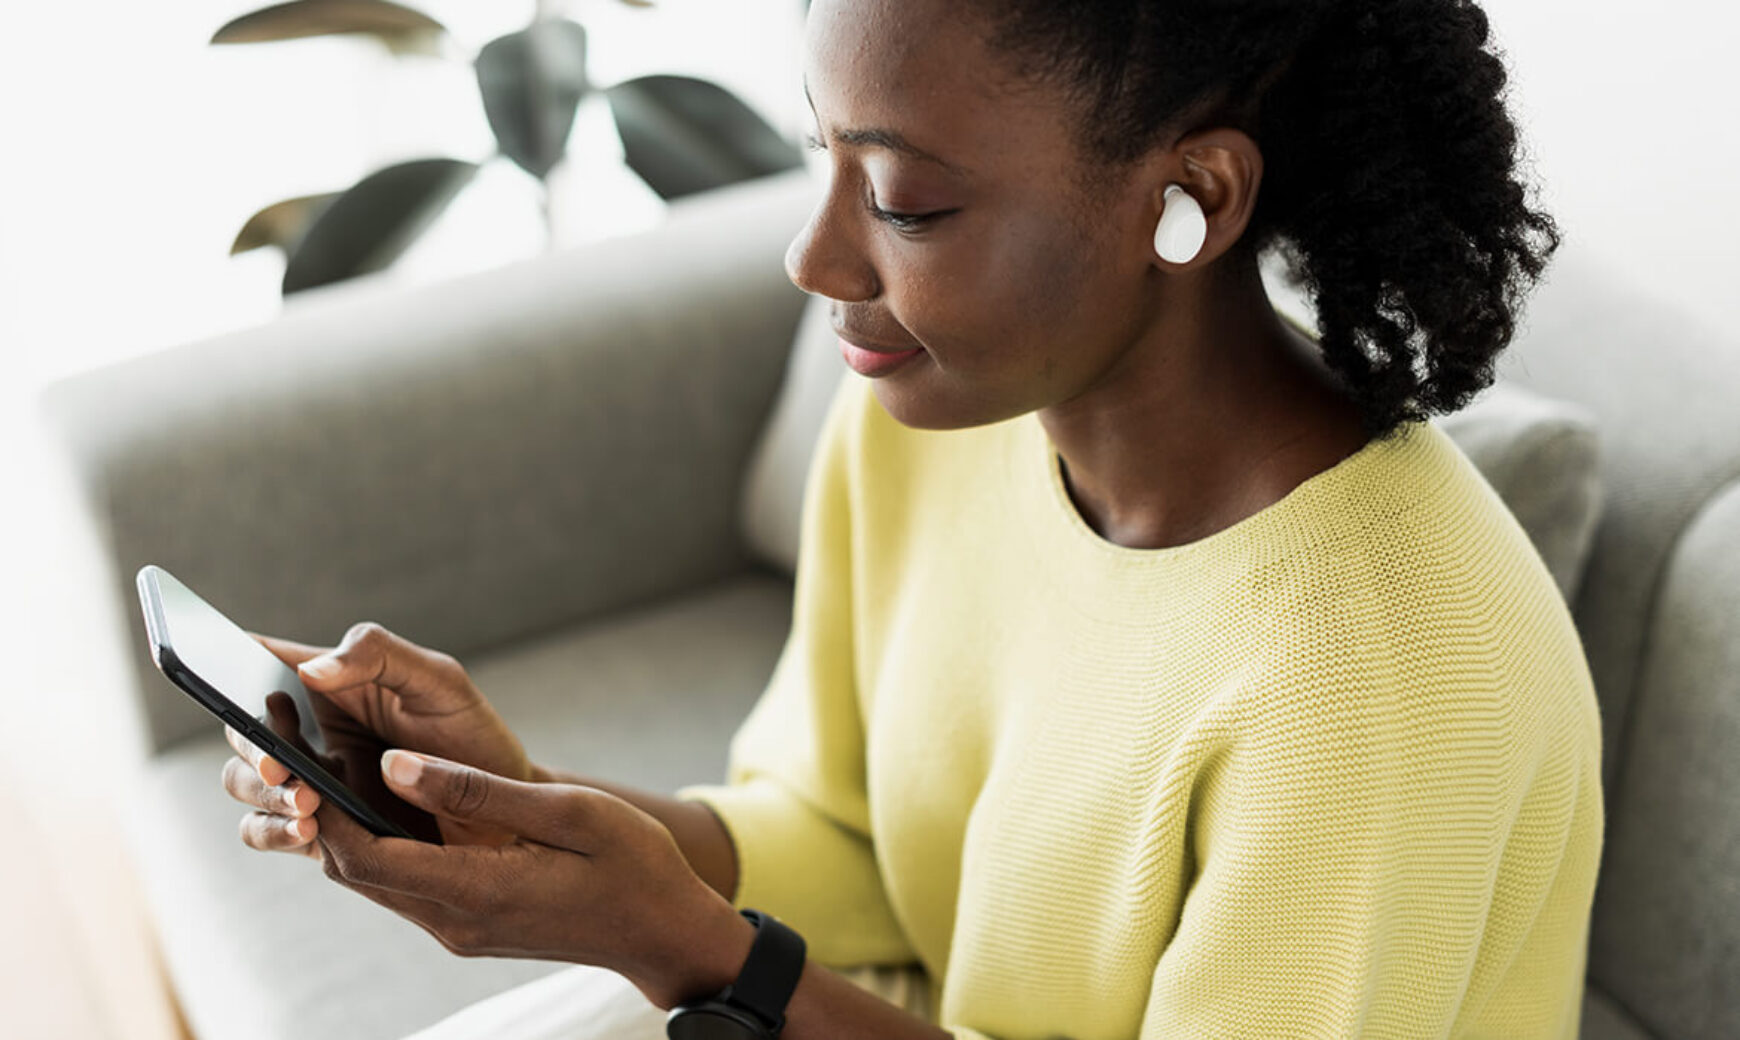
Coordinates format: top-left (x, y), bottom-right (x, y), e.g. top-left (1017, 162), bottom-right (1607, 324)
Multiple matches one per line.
top-left (221, 0), bottom-right (1602, 1036)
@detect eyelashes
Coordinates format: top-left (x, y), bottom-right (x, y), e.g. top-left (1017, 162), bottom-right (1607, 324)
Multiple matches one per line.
top-left (866, 201), bottom-right (945, 231)
top-left (804, 132), bottom-right (958, 234)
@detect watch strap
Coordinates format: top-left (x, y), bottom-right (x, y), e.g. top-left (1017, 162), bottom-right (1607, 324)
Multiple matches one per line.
top-left (726, 909), bottom-right (807, 1033)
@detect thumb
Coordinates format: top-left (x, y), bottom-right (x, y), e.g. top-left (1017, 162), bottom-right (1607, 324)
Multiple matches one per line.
top-left (380, 750), bottom-right (597, 850)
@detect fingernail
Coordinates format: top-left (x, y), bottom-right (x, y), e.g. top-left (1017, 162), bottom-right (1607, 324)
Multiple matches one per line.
top-left (299, 655), bottom-right (340, 681)
top-left (282, 785), bottom-right (302, 816)
top-left (288, 817), bottom-right (311, 840)
top-left (383, 749), bottom-right (423, 786)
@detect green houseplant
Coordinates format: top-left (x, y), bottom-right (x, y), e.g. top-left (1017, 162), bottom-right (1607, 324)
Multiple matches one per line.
top-left (219, 0), bottom-right (804, 294)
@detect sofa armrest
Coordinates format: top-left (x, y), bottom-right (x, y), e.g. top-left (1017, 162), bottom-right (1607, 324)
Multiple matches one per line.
top-left (41, 171), bottom-right (816, 755)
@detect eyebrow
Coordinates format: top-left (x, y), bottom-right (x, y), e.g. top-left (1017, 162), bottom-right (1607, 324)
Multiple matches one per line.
top-left (803, 84), bottom-right (969, 176)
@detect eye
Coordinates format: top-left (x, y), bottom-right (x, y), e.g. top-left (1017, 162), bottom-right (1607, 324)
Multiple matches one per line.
top-left (866, 199), bottom-right (957, 233)
top-left (803, 131), bottom-right (826, 153)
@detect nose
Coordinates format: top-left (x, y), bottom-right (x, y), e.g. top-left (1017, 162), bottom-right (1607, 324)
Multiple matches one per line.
top-left (784, 193), bottom-right (879, 303)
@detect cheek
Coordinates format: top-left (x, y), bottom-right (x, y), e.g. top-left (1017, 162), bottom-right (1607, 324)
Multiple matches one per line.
top-left (868, 206), bottom-right (1135, 430)
top-left (923, 214), bottom-right (1111, 371)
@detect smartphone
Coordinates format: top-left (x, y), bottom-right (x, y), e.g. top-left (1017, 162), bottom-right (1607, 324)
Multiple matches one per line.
top-left (137, 564), bottom-right (425, 840)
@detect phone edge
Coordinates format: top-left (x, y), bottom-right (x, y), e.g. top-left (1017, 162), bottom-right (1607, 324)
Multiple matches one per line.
top-left (134, 565), bottom-right (416, 842)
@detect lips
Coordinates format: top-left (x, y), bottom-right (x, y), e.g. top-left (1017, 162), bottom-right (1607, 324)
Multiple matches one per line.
top-left (838, 336), bottom-right (924, 378)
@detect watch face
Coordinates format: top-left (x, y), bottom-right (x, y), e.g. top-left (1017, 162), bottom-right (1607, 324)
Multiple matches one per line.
top-left (666, 1005), bottom-right (769, 1040)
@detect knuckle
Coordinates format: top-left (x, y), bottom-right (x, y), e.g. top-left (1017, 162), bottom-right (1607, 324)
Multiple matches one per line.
top-left (229, 731), bottom-right (260, 765)
top-left (432, 650), bottom-right (469, 682)
top-left (238, 813), bottom-right (269, 851)
top-left (347, 621), bottom-right (389, 650)
top-left (447, 767), bottom-right (491, 817)
top-left (337, 849), bottom-right (377, 887)
top-left (221, 757), bottom-right (248, 795)
top-left (572, 788), bottom-right (616, 835)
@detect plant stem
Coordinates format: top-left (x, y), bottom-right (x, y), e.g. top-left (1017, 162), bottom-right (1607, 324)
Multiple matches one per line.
top-left (540, 178), bottom-right (557, 251)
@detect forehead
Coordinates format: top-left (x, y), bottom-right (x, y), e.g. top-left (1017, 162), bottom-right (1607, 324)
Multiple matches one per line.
top-left (803, 0), bottom-right (1077, 177)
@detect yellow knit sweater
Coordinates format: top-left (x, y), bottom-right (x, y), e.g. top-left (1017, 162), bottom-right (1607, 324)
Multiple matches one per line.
top-left (680, 377), bottom-right (1604, 1039)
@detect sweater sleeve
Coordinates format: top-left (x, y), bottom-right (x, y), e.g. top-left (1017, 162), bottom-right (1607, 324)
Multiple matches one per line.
top-left (1129, 658), bottom-right (1599, 1038)
top-left (678, 380), bottom-right (917, 967)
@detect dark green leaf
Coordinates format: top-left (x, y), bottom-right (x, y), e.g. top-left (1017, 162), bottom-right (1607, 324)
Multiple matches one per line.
top-left (212, 0), bottom-right (447, 55)
top-left (281, 158), bottom-right (477, 295)
top-left (605, 75), bottom-right (804, 200)
top-left (475, 21), bottom-right (590, 182)
top-left (231, 193), bottom-right (342, 256)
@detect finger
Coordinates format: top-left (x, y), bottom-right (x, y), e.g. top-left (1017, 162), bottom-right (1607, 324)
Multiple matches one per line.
top-left (253, 632), bottom-right (329, 669)
top-left (305, 800), bottom-right (505, 960)
top-left (293, 622), bottom-right (468, 713)
top-left (263, 691), bottom-right (322, 762)
top-left (312, 800), bottom-right (485, 903)
top-left (239, 810), bottom-right (320, 856)
top-left (221, 756), bottom-right (318, 817)
top-left (380, 750), bottom-right (600, 851)
top-left (224, 724), bottom-right (290, 787)
top-left (254, 633), bottom-right (373, 732)
top-left (318, 809), bottom-right (510, 910)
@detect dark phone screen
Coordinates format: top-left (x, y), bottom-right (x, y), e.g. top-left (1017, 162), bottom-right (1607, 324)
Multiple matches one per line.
top-left (147, 568), bottom-right (331, 754)
top-left (139, 566), bottom-right (433, 841)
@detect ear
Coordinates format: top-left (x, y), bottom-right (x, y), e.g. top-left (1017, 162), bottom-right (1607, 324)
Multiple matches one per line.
top-left (1150, 128), bottom-right (1265, 269)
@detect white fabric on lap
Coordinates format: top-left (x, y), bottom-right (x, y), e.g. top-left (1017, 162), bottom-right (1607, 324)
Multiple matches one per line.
top-left (402, 966), bottom-right (666, 1040)
top-left (402, 962), bottom-right (934, 1039)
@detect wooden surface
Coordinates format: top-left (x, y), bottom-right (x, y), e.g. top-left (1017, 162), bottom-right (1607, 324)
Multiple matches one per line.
top-left (0, 764), bottom-right (190, 1040)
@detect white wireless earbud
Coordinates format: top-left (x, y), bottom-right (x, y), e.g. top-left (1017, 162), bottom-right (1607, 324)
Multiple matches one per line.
top-left (1153, 184), bottom-right (1207, 264)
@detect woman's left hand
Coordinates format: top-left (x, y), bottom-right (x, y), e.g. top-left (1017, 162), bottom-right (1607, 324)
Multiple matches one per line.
top-left (312, 749), bottom-right (753, 1010)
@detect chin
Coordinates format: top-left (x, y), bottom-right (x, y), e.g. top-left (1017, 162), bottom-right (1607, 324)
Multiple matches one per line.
top-left (868, 375), bottom-right (1033, 432)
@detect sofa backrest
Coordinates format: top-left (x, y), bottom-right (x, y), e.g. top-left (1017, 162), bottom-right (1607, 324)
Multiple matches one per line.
top-left (1496, 252), bottom-right (1740, 1040)
top-left (42, 173), bottom-right (814, 756)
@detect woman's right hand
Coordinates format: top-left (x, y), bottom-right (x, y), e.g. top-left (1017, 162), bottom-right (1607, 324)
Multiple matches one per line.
top-left (221, 622), bottom-right (535, 855)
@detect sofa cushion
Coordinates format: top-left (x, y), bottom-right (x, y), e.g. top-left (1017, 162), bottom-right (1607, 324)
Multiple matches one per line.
top-left (44, 172), bottom-right (812, 757)
top-left (1586, 479), bottom-right (1740, 1040)
top-left (1493, 251), bottom-right (1740, 795)
top-left (129, 574), bottom-right (791, 1040)
top-left (741, 294), bottom-right (844, 575)
top-left (1581, 987), bottom-right (1654, 1040)
top-left (1435, 382), bottom-right (1604, 602)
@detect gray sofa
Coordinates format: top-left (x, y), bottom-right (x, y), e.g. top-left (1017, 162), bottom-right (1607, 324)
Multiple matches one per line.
top-left (41, 171), bottom-right (1739, 1040)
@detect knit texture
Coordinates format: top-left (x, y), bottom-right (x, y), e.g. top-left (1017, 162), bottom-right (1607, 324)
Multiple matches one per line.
top-left (680, 377), bottom-right (1604, 1039)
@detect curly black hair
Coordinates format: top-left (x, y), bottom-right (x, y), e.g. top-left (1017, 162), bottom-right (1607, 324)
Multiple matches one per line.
top-left (970, 0), bottom-right (1561, 438)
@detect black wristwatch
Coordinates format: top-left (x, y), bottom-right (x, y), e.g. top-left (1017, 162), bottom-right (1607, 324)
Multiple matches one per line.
top-left (666, 909), bottom-right (807, 1039)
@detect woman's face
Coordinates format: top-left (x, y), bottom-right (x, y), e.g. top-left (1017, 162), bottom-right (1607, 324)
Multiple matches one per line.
top-left (789, 0), bottom-right (1168, 431)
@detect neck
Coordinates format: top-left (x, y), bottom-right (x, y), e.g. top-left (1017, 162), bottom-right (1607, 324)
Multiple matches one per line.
top-left (1036, 253), bottom-right (1367, 550)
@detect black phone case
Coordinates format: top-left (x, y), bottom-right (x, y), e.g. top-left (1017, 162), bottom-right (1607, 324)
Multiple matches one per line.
top-left (137, 568), bottom-right (416, 841)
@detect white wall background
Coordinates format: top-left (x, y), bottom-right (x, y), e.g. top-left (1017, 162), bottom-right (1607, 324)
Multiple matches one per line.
top-left (1483, 0), bottom-right (1740, 326)
top-left (3, 0), bottom-right (1734, 396)
top-left (0, 0), bottom-right (808, 388)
